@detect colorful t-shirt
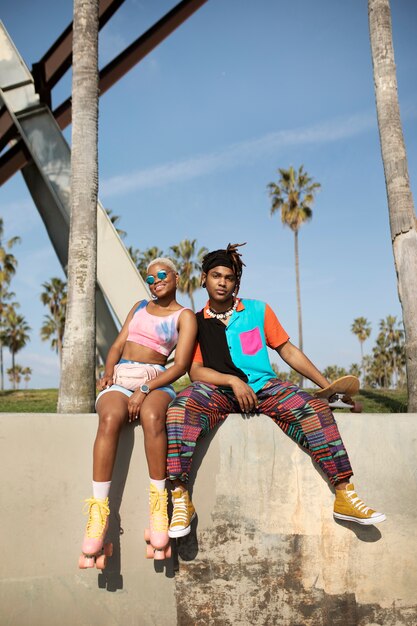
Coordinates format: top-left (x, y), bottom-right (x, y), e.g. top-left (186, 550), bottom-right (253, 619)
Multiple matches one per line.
top-left (193, 298), bottom-right (289, 392)
top-left (126, 300), bottom-right (188, 356)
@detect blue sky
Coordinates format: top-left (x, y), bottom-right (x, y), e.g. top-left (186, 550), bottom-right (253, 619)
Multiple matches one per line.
top-left (1, 0), bottom-right (417, 388)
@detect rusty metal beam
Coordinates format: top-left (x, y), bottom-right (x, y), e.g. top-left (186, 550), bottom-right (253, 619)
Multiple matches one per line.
top-left (32, 0), bottom-right (126, 103)
top-left (0, 141), bottom-right (30, 186)
top-left (1, 0), bottom-right (209, 185)
top-left (0, 105), bottom-right (18, 152)
top-left (54, 0), bottom-right (209, 128)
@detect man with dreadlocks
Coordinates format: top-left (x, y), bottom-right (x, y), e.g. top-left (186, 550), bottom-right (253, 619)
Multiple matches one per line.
top-left (166, 243), bottom-right (385, 538)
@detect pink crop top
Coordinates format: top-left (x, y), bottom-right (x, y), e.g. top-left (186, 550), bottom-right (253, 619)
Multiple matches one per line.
top-left (126, 300), bottom-right (188, 356)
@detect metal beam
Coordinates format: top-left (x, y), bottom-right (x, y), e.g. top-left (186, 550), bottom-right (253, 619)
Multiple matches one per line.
top-left (0, 0), bottom-right (209, 185)
top-left (54, 0), bottom-right (209, 128)
top-left (32, 0), bottom-right (126, 104)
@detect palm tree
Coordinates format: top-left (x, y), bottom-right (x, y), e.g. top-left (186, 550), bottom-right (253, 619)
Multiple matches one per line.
top-left (58, 0), bottom-right (99, 413)
top-left (2, 307), bottom-right (30, 388)
top-left (323, 365), bottom-right (348, 382)
top-left (170, 239), bottom-right (208, 311)
top-left (351, 317), bottom-right (371, 384)
top-left (267, 165), bottom-right (320, 386)
top-left (0, 218), bottom-right (21, 390)
top-left (369, 0), bottom-right (417, 410)
top-left (378, 315), bottom-right (404, 388)
top-left (22, 366), bottom-right (32, 389)
top-left (349, 363), bottom-right (361, 379)
top-left (7, 364), bottom-right (24, 390)
top-left (129, 246), bottom-right (165, 280)
top-left (40, 278), bottom-right (67, 364)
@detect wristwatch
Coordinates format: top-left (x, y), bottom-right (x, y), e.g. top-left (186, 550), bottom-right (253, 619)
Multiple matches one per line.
top-left (140, 384), bottom-right (151, 395)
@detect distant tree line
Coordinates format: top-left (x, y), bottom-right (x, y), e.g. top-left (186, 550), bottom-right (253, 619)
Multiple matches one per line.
top-left (272, 315), bottom-right (406, 390)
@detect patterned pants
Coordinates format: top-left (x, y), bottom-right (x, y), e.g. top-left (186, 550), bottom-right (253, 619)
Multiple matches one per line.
top-left (166, 379), bottom-right (353, 486)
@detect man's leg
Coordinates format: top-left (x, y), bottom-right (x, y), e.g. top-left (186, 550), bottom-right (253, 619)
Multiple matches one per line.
top-left (166, 382), bottom-right (238, 537)
top-left (257, 379), bottom-right (386, 524)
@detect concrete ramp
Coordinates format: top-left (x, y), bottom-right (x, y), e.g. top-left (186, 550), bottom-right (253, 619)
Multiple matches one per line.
top-left (1, 412), bottom-right (416, 625)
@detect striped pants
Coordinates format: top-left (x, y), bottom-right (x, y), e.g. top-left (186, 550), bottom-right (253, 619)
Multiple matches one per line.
top-left (166, 379), bottom-right (353, 486)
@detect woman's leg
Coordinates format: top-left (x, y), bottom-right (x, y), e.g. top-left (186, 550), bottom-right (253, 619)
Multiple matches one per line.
top-left (139, 390), bottom-right (171, 479)
top-left (80, 391), bottom-right (129, 563)
top-left (94, 391), bottom-right (130, 481)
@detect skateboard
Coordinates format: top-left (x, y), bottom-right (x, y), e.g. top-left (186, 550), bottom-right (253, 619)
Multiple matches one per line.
top-left (78, 541), bottom-right (113, 570)
top-left (144, 528), bottom-right (171, 560)
top-left (314, 375), bottom-right (362, 412)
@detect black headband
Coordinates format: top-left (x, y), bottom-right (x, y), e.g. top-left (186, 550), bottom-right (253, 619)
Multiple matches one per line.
top-left (202, 251), bottom-right (235, 274)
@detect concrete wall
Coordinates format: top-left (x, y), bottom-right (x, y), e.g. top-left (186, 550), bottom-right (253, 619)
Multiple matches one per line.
top-left (1, 412), bottom-right (416, 626)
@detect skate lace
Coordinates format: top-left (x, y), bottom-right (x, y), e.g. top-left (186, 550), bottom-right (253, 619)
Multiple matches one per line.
top-left (84, 498), bottom-right (110, 538)
top-left (346, 490), bottom-right (370, 514)
top-left (150, 489), bottom-right (168, 532)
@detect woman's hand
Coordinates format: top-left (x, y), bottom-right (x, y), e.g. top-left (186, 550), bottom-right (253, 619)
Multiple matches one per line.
top-left (97, 373), bottom-right (113, 391)
top-left (229, 377), bottom-right (259, 413)
top-left (127, 390), bottom-right (146, 422)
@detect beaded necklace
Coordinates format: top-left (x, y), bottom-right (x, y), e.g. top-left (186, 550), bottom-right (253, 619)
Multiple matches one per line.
top-left (206, 299), bottom-right (238, 320)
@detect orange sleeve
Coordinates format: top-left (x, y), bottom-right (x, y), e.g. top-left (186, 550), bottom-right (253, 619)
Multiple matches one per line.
top-left (264, 303), bottom-right (290, 348)
top-left (192, 341), bottom-right (203, 364)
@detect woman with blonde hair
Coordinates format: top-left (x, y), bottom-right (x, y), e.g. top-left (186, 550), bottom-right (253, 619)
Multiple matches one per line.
top-left (79, 257), bottom-right (197, 568)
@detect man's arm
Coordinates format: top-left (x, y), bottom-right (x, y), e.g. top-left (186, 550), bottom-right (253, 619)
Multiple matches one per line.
top-left (189, 361), bottom-right (258, 412)
top-left (276, 341), bottom-right (330, 389)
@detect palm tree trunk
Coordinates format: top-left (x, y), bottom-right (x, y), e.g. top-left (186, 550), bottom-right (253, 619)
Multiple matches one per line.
top-left (57, 0), bottom-right (99, 413)
top-left (360, 342), bottom-right (364, 385)
top-left (189, 291), bottom-right (195, 313)
top-left (294, 229), bottom-right (304, 387)
top-left (369, 0), bottom-right (417, 411)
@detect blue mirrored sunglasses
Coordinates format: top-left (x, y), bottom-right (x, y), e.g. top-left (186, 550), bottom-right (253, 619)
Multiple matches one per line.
top-left (145, 270), bottom-right (173, 285)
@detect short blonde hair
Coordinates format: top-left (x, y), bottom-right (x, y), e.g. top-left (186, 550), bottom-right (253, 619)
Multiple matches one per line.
top-left (147, 257), bottom-right (177, 274)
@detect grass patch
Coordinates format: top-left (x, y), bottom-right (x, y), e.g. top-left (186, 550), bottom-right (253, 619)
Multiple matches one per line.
top-left (0, 389), bottom-right (58, 413)
top-left (0, 384), bottom-right (408, 413)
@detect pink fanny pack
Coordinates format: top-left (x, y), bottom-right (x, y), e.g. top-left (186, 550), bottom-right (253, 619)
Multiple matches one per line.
top-left (112, 362), bottom-right (161, 391)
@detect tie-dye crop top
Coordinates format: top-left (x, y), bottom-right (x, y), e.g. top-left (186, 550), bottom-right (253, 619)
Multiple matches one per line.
top-left (126, 300), bottom-right (188, 356)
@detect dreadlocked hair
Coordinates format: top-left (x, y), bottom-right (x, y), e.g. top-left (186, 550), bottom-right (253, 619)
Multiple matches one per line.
top-left (202, 242), bottom-right (246, 293)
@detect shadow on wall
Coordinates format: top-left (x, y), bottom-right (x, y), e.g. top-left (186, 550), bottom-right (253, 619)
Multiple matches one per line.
top-left (95, 409), bottom-right (384, 591)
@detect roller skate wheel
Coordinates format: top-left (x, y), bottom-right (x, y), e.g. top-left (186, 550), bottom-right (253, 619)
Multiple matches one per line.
top-left (79, 554), bottom-right (95, 569)
top-left (95, 554), bottom-right (107, 570)
top-left (165, 545), bottom-right (172, 559)
top-left (146, 544), bottom-right (155, 559)
top-left (153, 548), bottom-right (167, 561)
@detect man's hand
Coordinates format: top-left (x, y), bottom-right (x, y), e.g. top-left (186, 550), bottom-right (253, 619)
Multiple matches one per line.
top-left (230, 377), bottom-right (259, 413)
top-left (127, 390), bottom-right (146, 422)
top-left (97, 373), bottom-right (113, 391)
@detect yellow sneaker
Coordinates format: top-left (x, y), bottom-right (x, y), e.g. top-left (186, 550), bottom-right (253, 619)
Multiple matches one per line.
top-left (334, 484), bottom-right (386, 525)
top-left (168, 488), bottom-right (196, 538)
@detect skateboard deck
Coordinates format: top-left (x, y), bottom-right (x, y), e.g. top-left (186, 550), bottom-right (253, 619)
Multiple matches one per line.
top-left (315, 375), bottom-right (361, 411)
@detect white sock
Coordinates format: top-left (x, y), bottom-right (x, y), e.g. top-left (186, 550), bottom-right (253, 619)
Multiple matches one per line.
top-left (150, 477), bottom-right (166, 493)
top-left (92, 480), bottom-right (111, 500)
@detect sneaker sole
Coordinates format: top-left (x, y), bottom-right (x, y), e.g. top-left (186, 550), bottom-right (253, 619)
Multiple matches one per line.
top-left (168, 512), bottom-right (196, 538)
top-left (334, 512), bottom-right (386, 525)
